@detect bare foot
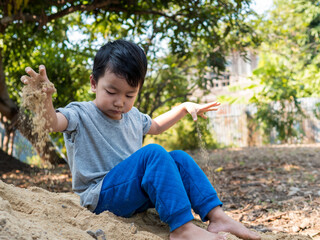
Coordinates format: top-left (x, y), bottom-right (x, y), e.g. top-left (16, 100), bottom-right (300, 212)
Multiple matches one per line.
top-left (207, 206), bottom-right (261, 240)
top-left (170, 221), bottom-right (226, 240)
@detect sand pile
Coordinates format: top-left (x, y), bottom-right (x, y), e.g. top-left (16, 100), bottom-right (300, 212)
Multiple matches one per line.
top-left (0, 180), bottom-right (167, 240)
top-left (0, 180), bottom-right (313, 240)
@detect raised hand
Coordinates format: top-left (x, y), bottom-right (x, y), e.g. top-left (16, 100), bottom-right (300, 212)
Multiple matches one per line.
top-left (184, 101), bottom-right (220, 121)
top-left (21, 65), bottom-right (56, 95)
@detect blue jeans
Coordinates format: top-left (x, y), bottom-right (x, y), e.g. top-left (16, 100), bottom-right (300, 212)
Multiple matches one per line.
top-left (94, 144), bottom-right (222, 231)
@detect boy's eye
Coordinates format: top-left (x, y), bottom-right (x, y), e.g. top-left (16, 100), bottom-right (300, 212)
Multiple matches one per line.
top-left (106, 90), bottom-right (115, 95)
top-left (126, 95), bottom-right (134, 98)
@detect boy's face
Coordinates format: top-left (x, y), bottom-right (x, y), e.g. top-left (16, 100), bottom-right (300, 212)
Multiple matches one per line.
top-left (90, 70), bottom-right (139, 120)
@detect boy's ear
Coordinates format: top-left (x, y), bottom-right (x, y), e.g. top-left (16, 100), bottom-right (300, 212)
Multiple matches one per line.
top-left (90, 75), bottom-right (97, 92)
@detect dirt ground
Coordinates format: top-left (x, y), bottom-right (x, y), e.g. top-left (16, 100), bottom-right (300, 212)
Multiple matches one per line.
top-left (0, 144), bottom-right (319, 240)
top-left (191, 144), bottom-right (320, 239)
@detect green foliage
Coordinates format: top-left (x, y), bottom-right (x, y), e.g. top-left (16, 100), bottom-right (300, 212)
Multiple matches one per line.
top-left (26, 154), bottom-right (52, 168)
top-left (250, 53), bottom-right (305, 143)
top-left (145, 106), bottom-right (218, 150)
top-left (3, 14), bottom-right (93, 108)
top-left (0, 0), bottom-right (258, 154)
top-left (314, 102), bottom-right (320, 120)
top-left (136, 54), bottom-right (192, 118)
top-left (1, 0), bottom-right (257, 113)
top-left (249, 0), bottom-right (320, 143)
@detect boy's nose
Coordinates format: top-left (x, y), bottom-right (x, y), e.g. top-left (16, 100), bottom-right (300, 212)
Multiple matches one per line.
top-left (114, 98), bottom-right (124, 108)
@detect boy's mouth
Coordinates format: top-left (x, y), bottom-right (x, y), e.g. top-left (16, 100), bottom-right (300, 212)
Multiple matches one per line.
top-left (110, 110), bottom-right (122, 114)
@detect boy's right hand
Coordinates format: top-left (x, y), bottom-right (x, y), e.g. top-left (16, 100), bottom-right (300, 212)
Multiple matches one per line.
top-left (21, 65), bottom-right (56, 95)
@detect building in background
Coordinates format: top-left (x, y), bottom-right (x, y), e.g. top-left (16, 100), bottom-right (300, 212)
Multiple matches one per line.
top-left (193, 51), bottom-right (320, 147)
top-left (191, 50), bottom-right (259, 103)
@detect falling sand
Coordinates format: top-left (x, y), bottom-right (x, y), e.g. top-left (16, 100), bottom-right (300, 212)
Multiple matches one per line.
top-left (196, 121), bottom-right (210, 164)
top-left (20, 77), bottom-right (56, 161)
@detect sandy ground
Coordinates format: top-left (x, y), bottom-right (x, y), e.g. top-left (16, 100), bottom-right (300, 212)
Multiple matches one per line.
top-left (0, 180), bottom-right (167, 240)
top-left (0, 180), bottom-right (312, 240)
top-left (1, 144), bottom-right (319, 240)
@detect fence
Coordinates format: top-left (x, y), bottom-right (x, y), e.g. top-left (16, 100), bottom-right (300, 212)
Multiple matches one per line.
top-left (0, 116), bottom-right (35, 162)
top-left (207, 97), bottom-right (320, 147)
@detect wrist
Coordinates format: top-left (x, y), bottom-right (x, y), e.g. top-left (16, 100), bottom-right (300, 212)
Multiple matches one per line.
top-left (180, 102), bottom-right (191, 116)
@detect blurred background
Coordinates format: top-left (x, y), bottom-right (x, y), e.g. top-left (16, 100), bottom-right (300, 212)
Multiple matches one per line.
top-left (1, 1), bottom-right (320, 237)
top-left (0, 0), bottom-right (319, 165)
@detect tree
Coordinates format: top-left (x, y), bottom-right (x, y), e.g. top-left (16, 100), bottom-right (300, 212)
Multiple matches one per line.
top-left (250, 0), bottom-right (320, 143)
top-left (0, 0), bottom-right (256, 163)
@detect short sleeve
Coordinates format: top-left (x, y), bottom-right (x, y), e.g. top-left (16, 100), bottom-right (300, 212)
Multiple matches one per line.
top-left (141, 113), bottom-right (152, 135)
top-left (56, 103), bottom-right (80, 133)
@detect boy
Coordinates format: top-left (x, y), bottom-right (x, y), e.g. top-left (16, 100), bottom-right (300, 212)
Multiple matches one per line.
top-left (21, 39), bottom-right (260, 240)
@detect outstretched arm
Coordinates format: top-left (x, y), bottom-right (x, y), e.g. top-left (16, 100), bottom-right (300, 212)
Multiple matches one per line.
top-left (21, 65), bottom-right (68, 132)
top-left (147, 101), bottom-right (220, 135)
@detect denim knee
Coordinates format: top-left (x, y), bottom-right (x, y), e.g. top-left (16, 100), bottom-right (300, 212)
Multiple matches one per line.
top-left (141, 144), bottom-right (172, 164)
top-left (170, 150), bottom-right (195, 165)
top-left (143, 143), bottom-right (167, 153)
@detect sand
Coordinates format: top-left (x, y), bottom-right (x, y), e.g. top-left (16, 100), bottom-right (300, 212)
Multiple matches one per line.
top-left (0, 180), bottom-right (166, 240)
top-left (20, 76), bottom-right (56, 161)
top-left (0, 180), bottom-right (312, 240)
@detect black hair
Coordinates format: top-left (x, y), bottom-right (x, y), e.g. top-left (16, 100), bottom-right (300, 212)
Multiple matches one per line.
top-left (92, 39), bottom-right (148, 89)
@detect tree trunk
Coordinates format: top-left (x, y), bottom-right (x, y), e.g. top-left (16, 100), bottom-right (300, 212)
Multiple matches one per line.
top-left (0, 49), bottom-right (64, 165)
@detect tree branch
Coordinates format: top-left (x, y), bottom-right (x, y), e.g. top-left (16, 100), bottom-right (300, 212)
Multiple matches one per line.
top-left (1, 0), bottom-right (181, 28)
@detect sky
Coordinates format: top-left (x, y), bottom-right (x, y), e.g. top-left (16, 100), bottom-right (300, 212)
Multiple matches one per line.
top-left (251, 0), bottom-right (273, 15)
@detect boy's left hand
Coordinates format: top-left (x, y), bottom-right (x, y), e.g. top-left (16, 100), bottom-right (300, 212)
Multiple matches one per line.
top-left (184, 102), bottom-right (220, 121)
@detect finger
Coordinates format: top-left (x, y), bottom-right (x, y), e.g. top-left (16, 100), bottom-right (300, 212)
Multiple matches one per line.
top-left (25, 67), bottom-right (38, 78)
top-left (200, 102), bottom-right (221, 110)
top-left (204, 101), bottom-right (220, 107)
top-left (206, 107), bottom-right (219, 111)
top-left (20, 75), bottom-right (32, 84)
top-left (197, 107), bottom-right (219, 115)
top-left (191, 111), bottom-right (197, 121)
top-left (42, 86), bottom-right (48, 93)
top-left (199, 113), bottom-right (207, 119)
top-left (39, 65), bottom-right (47, 77)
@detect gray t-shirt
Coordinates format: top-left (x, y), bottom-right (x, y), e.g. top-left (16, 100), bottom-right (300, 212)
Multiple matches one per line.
top-left (57, 101), bottom-right (152, 211)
